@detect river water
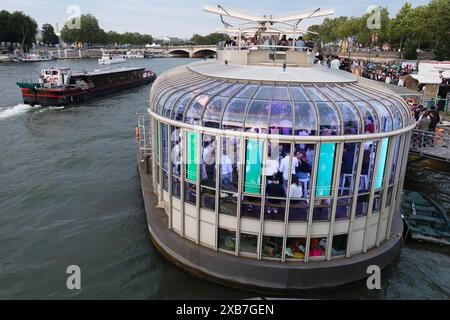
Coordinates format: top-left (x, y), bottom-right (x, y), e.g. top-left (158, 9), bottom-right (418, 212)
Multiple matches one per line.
top-left (0, 58), bottom-right (448, 300)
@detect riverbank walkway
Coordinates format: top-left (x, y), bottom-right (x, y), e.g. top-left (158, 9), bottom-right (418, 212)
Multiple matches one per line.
top-left (410, 128), bottom-right (450, 162)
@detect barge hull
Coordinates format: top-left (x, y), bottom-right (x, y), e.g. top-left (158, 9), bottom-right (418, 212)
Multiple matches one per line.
top-left (22, 76), bottom-right (155, 106)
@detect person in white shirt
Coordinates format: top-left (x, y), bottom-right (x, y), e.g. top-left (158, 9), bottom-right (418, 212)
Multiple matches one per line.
top-left (279, 151), bottom-right (299, 189)
top-left (330, 56), bottom-right (341, 70)
top-left (290, 175), bottom-right (303, 199)
top-left (265, 157), bottom-right (279, 179)
top-left (220, 148), bottom-right (233, 189)
top-left (171, 141), bottom-right (181, 175)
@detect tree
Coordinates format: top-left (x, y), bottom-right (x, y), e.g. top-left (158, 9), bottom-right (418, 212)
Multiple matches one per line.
top-left (426, 0), bottom-right (450, 60)
top-left (0, 10), bottom-right (12, 45)
top-left (190, 33), bottom-right (228, 45)
top-left (60, 14), bottom-right (103, 46)
top-left (42, 23), bottom-right (59, 46)
top-left (7, 11), bottom-right (38, 51)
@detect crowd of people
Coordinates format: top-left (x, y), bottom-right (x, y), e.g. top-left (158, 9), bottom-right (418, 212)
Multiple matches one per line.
top-left (223, 34), bottom-right (315, 51)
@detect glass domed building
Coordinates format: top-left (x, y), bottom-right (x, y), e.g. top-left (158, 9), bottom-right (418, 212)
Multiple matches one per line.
top-left (137, 7), bottom-right (415, 291)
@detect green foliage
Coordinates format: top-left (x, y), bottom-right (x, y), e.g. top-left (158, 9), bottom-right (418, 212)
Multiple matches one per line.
top-left (60, 13), bottom-right (153, 46)
top-left (190, 33), bottom-right (228, 45)
top-left (0, 10), bottom-right (37, 51)
top-left (307, 0), bottom-right (449, 60)
top-left (42, 23), bottom-right (59, 45)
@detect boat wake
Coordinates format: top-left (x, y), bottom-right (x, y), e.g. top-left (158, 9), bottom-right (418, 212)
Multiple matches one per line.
top-left (0, 104), bottom-right (65, 120)
top-left (0, 104), bottom-right (33, 120)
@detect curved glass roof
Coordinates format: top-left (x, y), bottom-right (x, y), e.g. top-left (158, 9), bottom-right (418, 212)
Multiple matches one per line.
top-left (151, 66), bottom-right (414, 136)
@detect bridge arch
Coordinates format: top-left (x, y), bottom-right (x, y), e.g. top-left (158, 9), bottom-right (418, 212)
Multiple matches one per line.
top-left (168, 49), bottom-right (190, 58)
top-left (192, 48), bottom-right (217, 59)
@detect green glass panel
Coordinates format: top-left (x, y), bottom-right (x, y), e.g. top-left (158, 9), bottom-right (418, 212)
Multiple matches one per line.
top-left (244, 139), bottom-right (263, 194)
top-left (375, 138), bottom-right (389, 189)
top-left (186, 131), bottom-right (199, 181)
top-left (316, 142), bottom-right (336, 197)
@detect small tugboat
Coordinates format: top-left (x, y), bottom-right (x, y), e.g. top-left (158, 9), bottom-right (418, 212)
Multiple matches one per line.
top-left (401, 190), bottom-right (450, 245)
top-left (98, 54), bottom-right (126, 65)
top-left (17, 67), bottom-right (156, 106)
top-left (17, 53), bottom-right (53, 63)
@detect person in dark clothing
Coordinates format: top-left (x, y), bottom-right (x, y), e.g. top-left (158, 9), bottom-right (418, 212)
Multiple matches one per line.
top-left (266, 175), bottom-right (286, 203)
top-left (428, 106), bottom-right (440, 132)
top-left (342, 145), bottom-right (355, 174)
top-left (427, 105), bottom-right (441, 146)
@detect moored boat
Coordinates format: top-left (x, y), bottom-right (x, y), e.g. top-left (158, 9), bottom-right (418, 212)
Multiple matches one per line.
top-left (98, 54), bottom-right (126, 65)
top-left (126, 51), bottom-right (145, 59)
top-left (17, 53), bottom-right (53, 62)
top-left (17, 67), bottom-right (156, 106)
top-left (401, 190), bottom-right (450, 245)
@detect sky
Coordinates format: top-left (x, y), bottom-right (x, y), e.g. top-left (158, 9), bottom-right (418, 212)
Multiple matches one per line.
top-left (0, 0), bottom-right (432, 39)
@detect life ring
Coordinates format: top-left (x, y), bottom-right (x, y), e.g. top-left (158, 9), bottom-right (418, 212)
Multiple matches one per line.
top-left (135, 127), bottom-right (140, 141)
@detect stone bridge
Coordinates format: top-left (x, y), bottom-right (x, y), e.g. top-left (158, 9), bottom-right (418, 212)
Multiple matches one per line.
top-left (161, 45), bottom-right (217, 58)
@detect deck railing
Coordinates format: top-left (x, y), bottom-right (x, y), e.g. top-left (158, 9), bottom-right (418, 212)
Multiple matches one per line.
top-left (137, 115), bottom-right (152, 156)
top-left (410, 129), bottom-right (450, 162)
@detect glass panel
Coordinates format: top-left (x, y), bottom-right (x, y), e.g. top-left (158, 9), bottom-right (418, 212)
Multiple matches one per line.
top-left (336, 197), bottom-right (352, 220)
top-left (218, 228), bottom-right (236, 252)
top-left (360, 141), bottom-right (378, 193)
top-left (172, 177), bottom-right (181, 198)
top-left (356, 194), bottom-right (369, 217)
top-left (304, 86), bottom-right (329, 102)
top-left (156, 122), bottom-right (160, 162)
top-left (285, 238), bottom-right (306, 260)
top-left (375, 138), bottom-right (389, 189)
top-left (185, 94), bottom-right (209, 125)
top-left (320, 86), bottom-right (346, 101)
top-left (316, 142), bottom-right (336, 197)
top-left (269, 101), bottom-right (293, 135)
top-left (370, 100), bottom-right (393, 132)
top-left (294, 143), bottom-right (315, 198)
top-left (219, 82), bottom-right (244, 97)
top-left (317, 102), bottom-right (339, 136)
top-left (336, 102), bottom-right (361, 135)
top-left (289, 86), bottom-right (310, 101)
top-left (219, 192), bottom-right (237, 216)
top-left (163, 171), bottom-right (169, 191)
top-left (184, 182), bottom-right (197, 205)
top-left (386, 186), bottom-right (394, 207)
top-left (161, 124), bottom-right (169, 170)
top-left (241, 196), bottom-right (262, 219)
top-left (331, 234), bottom-right (348, 256)
top-left (294, 102), bottom-right (317, 134)
top-left (203, 96), bottom-right (227, 126)
top-left (170, 127), bottom-right (181, 177)
top-left (254, 85), bottom-right (273, 100)
top-left (223, 98), bottom-right (247, 126)
top-left (355, 101), bottom-right (378, 134)
top-left (221, 137), bottom-right (240, 192)
top-left (389, 137), bottom-right (401, 185)
top-left (240, 233), bottom-right (258, 254)
top-left (313, 199), bottom-right (332, 221)
top-left (204, 81), bottom-right (229, 95)
top-left (161, 91), bottom-right (185, 117)
top-left (262, 236), bottom-right (283, 259)
top-left (265, 175), bottom-right (286, 222)
top-left (245, 100), bottom-right (270, 132)
top-left (201, 187), bottom-right (215, 211)
top-left (339, 142), bottom-right (360, 196)
top-left (244, 139), bottom-right (263, 194)
top-left (309, 237), bottom-right (327, 257)
top-left (186, 131), bottom-right (199, 181)
top-left (273, 86), bottom-right (290, 101)
top-left (201, 135), bottom-right (217, 188)
top-left (381, 99), bottom-right (402, 129)
top-left (235, 84), bottom-right (258, 99)
top-left (373, 191), bottom-right (383, 212)
top-left (172, 92), bottom-right (195, 121)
